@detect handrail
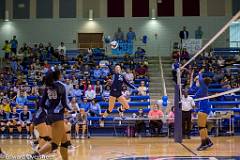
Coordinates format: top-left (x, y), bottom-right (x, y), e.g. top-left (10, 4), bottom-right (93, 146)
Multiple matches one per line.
top-left (159, 56), bottom-right (167, 97)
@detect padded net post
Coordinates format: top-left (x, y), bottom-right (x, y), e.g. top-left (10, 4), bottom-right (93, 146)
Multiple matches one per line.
top-left (174, 84), bottom-right (182, 143)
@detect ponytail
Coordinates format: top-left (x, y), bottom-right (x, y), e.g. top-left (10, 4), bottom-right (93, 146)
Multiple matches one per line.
top-left (44, 71), bottom-right (55, 87)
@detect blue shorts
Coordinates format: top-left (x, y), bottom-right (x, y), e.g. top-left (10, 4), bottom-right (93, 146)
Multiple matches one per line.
top-left (110, 90), bottom-right (122, 98)
top-left (33, 112), bottom-right (47, 126)
top-left (197, 100), bottom-right (210, 115)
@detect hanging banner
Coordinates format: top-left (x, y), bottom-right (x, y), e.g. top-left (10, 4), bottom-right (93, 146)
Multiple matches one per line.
top-left (111, 40), bottom-right (133, 55)
top-left (182, 39), bottom-right (202, 55)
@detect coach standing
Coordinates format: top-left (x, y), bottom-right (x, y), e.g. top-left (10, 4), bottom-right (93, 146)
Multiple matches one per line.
top-left (181, 90), bottom-right (195, 139)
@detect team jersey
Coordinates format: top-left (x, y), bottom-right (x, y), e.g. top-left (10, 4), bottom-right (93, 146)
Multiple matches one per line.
top-left (110, 73), bottom-right (135, 94)
top-left (9, 112), bottom-right (19, 121)
top-left (19, 111), bottom-right (32, 122)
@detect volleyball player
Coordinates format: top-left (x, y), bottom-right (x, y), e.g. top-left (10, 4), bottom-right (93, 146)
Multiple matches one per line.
top-left (194, 69), bottom-right (213, 151)
top-left (32, 70), bottom-right (71, 160)
top-left (102, 65), bottom-right (136, 118)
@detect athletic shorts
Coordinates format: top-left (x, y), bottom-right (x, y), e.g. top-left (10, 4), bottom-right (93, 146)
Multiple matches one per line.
top-left (198, 100), bottom-right (210, 115)
top-left (33, 112), bottom-right (47, 126)
top-left (110, 90), bottom-right (122, 98)
top-left (46, 114), bottom-right (64, 125)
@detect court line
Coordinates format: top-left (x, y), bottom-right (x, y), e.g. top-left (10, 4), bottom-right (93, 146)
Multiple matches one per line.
top-left (179, 143), bottom-right (198, 156)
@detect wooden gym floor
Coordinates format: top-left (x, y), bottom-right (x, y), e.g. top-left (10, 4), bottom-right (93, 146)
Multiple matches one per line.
top-left (0, 136), bottom-right (240, 160)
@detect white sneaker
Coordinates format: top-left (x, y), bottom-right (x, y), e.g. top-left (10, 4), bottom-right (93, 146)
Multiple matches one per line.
top-left (76, 135), bottom-right (79, 139)
top-left (100, 120), bottom-right (104, 127)
top-left (1, 135), bottom-right (4, 139)
top-left (19, 135), bottom-right (22, 139)
top-left (81, 135), bottom-right (85, 139)
top-left (10, 135), bottom-right (13, 139)
top-left (117, 107), bottom-right (124, 118)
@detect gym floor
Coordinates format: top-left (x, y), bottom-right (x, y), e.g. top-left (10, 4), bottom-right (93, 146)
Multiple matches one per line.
top-left (0, 137), bottom-right (239, 160)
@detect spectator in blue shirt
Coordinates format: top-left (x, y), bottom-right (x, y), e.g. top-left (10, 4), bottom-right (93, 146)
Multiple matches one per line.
top-left (93, 65), bottom-right (102, 79)
top-left (10, 35), bottom-right (18, 55)
top-left (127, 27), bottom-right (136, 42)
top-left (101, 66), bottom-right (110, 77)
top-left (79, 97), bottom-right (90, 111)
top-left (16, 90), bottom-right (28, 108)
top-left (135, 47), bottom-right (145, 59)
top-left (19, 106), bottom-right (33, 139)
top-left (71, 84), bottom-right (83, 102)
top-left (87, 99), bottom-right (101, 117)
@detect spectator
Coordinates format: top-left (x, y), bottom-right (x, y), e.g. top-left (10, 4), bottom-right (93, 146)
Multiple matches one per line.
top-left (16, 90), bottom-right (28, 108)
top-left (138, 81), bottom-right (147, 96)
top-left (134, 108), bottom-right (146, 137)
top-left (125, 68), bottom-right (134, 84)
top-left (172, 59), bottom-right (179, 83)
top-left (87, 99), bottom-right (101, 117)
top-left (102, 85), bottom-right (111, 102)
top-left (195, 26), bottom-right (203, 39)
top-left (46, 42), bottom-right (54, 58)
top-left (0, 109), bottom-right (7, 138)
top-left (79, 97), bottom-right (90, 111)
top-left (93, 66), bottom-right (102, 79)
top-left (19, 106), bottom-right (33, 139)
top-left (7, 107), bottom-right (21, 139)
top-left (2, 40), bottom-right (11, 60)
top-left (135, 64), bottom-right (148, 78)
top-left (148, 104), bottom-right (164, 135)
top-left (94, 80), bottom-right (103, 96)
top-left (0, 98), bottom-right (11, 114)
top-left (114, 27), bottom-right (124, 40)
top-left (127, 27), bottom-right (136, 42)
top-left (71, 84), bottom-right (83, 99)
top-left (101, 66), bottom-right (110, 77)
top-left (167, 106), bottom-right (175, 137)
top-left (135, 47), bottom-right (145, 59)
top-left (69, 97), bottom-right (80, 112)
top-left (122, 85), bottom-right (131, 102)
top-left (181, 48), bottom-right (190, 61)
top-left (179, 26), bottom-right (189, 42)
top-left (10, 35), bottom-right (18, 55)
top-left (57, 42), bottom-right (66, 55)
top-left (75, 108), bottom-right (87, 139)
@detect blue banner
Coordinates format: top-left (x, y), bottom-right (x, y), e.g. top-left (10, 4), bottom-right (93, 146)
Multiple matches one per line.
top-left (111, 40), bottom-right (133, 55)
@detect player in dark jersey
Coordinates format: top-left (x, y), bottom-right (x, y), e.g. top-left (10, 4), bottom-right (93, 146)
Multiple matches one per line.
top-left (194, 69), bottom-right (213, 151)
top-left (102, 65), bottom-right (136, 118)
top-left (7, 106), bottom-right (21, 139)
top-left (19, 105), bottom-right (33, 139)
top-left (33, 70), bottom-right (71, 160)
top-left (31, 96), bottom-right (51, 151)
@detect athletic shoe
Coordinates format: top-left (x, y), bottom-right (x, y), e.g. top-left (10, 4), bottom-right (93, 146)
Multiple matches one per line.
top-left (1, 135), bottom-right (4, 139)
top-left (18, 135), bottom-right (22, 139)
top-left (9, 135), bottom-right (13, 139)
top-left (206, 138), bottom-right (214, 148)
top-left (197, 143), bottom-right (208, 151)
top-left (81, 135), bottom-right (85, 139)
top-left (99, 120), bottom-right (104, 127)
top-left (76, 135), bottom-right (80, 139)
top-left (0, 151), bottom-right (6, 159)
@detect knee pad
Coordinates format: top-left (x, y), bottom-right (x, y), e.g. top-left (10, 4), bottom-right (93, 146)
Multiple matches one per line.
top-left (60, 141), bottom-right (71, 148)
top-left (198, 126), bottom-right (207, 131)
top-left (51, 142), bottom-right (58, 151)
top-left (40, 136), bottom-right (52, 142)
top-left (66, 131), bottom-right (71, 134)
top-left (9, 125), bottom-right (13, 129)
top-left (26, 123), bottom-right (31, 126)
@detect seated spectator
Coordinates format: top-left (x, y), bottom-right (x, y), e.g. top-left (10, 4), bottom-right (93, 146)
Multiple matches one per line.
top-left (93, 66), bottom-right (102, 79)
top-left (0, 109), bottom-right (7, 138)
top-left (167, 106), bottom-right (175, 137)
top-left (87, 99), bottom-right (101, 117)
top-left (85, 85), bottom-right (96, 101)
top-left (172, 49), bottom-right (180, 60)
top-left (125, 69), bottom-right (134, 84)
top-left (134, 108), bottom-right (146, 137)
top-left (46, 42), bottom-right (54, 57)
top-left (148, 104), bottom-right (164, 135)
top-left (57, 42), bottom-right (66, 55)
top-left (138, 81), bottom-right (147, 96)
top-left (135, 47), bottom-right (145, 59)
top-left (102, 85), bottom-right (111, 102)
top-left (101, 66), bottom-right (110, 77)
top-left (122, 85), bottom-right (131, 102)
top-left (71, 84), bottom-right (83, 100)
top-left (16, 90), bottom-right (28, 108)
top-left (135, 64), bottom-right (148, 79)
top-left (79, 97), bottom-right (90, 111)
top-left (65, 79), bottom-right (74, 96)
top-left (0, 98), bottom-right (11, 114)
top-left (7, 107), bottom-right (21, 139)
top-left (72, 76), bottom-right (79, 86)
top-left (181, 48), bottom-right (190, 61)
top-left (82, 65), bottom-right (91, 78)
top-left (19, 106), bottom-right (33, 139)
top-left (172, 59), bottom-right (179, 83)
top-left (75, 108), bottom-right (87, 139)
top-left (94, 80), bottom-right (103, 96)
top-left (217, 56), bottom-right (225, 67)
top-left (69, 97), bottom-right (80, 111)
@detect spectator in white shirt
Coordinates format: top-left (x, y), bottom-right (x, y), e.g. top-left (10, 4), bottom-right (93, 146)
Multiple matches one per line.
top-left (69, 97), bottom-right (80, 111)
top-left (181, 90), bottom-right (195, 139)
top-left (85, 85), bottom-right (96, 101)
top-left (57, 42), bottom-right (66, 55)
top-left (138, 81), bottom-right (147, 96)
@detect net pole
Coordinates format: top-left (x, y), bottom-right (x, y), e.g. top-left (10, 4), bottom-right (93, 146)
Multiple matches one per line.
top-left (174, 84), bottom-right (182, 143)
top-left (181, 10), bottom-right (240, 69)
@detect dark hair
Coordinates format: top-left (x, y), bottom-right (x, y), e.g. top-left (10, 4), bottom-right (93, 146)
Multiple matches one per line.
top-left (44, 71), bottom-right (55, 87)
top-left (204, 77), bottom-right (212, 86)
top-left (53, 69), bottom-right (61, 81)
